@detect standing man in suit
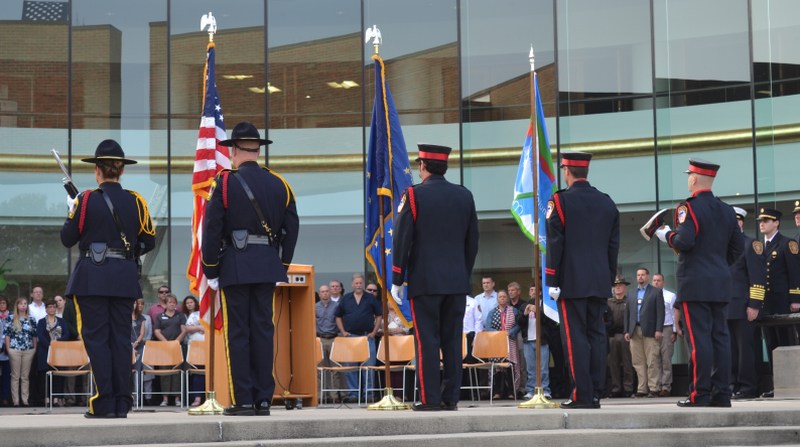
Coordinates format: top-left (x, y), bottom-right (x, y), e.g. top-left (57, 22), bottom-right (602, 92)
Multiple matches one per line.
top-left (391, 143), bottom-right (479, 411)
top-left (202, 122), bottom-right (300, 416)
top-left (546, 151), bottom-right (620, 409)
top-left (624, 268), bottom-right (665, 398)
top-left (653, 158), bottom-right (742, 407)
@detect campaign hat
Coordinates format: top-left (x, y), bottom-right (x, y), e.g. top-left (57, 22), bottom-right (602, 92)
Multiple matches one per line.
top-left (415, 143), bottom-right (451, 163)
top-left (219, 122), bottom-right (272, 148)
top-left (81, 139), bottom-right (137, 165)
top-left (559, 151), bottom-right (592, 168)
top-left (684, 158), bottom-right (720, 177)
top-left (757, 208), bottom-right (782, 221)
top-left (613, 275), bottom-right (630, 286)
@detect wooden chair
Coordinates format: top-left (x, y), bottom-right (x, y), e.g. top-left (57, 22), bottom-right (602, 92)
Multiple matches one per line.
top-left (462, 330), bottom-right (516, 405)
top-left (363, 335), bottom-right (415, 402)
top-left (140, 340), bottom-right (185, 408)
top-left (184, 339), bottom-right (206, 406)
top-left (317, 336), bottom-right (370, 406)
top-left (46, 341), bottom-right (93, 411)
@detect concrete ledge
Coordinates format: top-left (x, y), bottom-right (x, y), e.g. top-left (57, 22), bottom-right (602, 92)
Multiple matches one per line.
top-left (774, 345), bottom-right (800, 398)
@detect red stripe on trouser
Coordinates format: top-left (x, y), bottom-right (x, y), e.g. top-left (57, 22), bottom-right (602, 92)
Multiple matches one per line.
top-left (410, 299), bottom-right (427, 404)
top-left (560, 299), bottom-right (578, 401)
top-left (682, 302), bottom-right (698, 403)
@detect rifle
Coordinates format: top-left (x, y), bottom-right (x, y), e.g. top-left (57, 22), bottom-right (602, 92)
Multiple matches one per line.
top-left (51, 149), bottom-right (79, 198)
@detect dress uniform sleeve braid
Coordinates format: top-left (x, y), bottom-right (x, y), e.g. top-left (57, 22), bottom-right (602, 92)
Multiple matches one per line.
top-left (130, 191), bottom-right (156, 236)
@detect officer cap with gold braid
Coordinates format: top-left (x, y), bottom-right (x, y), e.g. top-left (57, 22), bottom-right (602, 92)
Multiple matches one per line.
top-left (756, 208), bottom-right (782, 221)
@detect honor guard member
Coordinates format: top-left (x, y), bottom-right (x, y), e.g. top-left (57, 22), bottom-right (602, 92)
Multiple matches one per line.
top-left (391, 143), bottom-right (479, 411)
top-left (728, 207), bottom-right (767, 400)
top-left (794, 201), bottom-right (800, 243)
top-left (60, 139), bottom-right (156, 418)
top-left (201, 122), bottom-right (299, 416)
top-left (653, 158), bottom-right (743, 407)
top-left (545, 151), bottom-right (620, 409)
top-left (755, 207), bottom-right (800, 397)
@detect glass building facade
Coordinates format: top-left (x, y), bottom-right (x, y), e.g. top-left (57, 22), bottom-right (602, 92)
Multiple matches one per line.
top-left (1, 0), bottom-right (798, 314)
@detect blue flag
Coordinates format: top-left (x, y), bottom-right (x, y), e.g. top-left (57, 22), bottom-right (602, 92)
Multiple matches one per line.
top-left (365, 54), bottom-right (413, 327)
top-left (511, 75), bottom-right (559, 322)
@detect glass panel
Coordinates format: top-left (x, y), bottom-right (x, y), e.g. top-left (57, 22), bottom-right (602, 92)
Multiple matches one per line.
top-left (0, 1), bottom-right (68, 297)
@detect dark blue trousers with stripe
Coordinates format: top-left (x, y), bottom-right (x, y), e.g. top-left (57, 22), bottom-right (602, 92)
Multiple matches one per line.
top-left (558, 297), bottom-right (607, 404)
top-left (681, 301), bottom-right (731, 404)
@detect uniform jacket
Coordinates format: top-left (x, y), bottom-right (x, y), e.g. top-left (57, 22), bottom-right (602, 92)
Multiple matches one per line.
top-left (202, 161), bottom-right (299, 287)
top-left (727, 233), bottom-right (766, 319)
top-left (606, 297), bottom-right (626, 336)
top-left (624, 284), bottom-right (665, 337)
top-left (761, 232), bottom-right (800, 315)
top-left (60, 182), bottom-right (155, 298)
top-left (545, 180), bottom-right (620, 298)
top-left (665, 190), bottom-right (742, 302)
top-left (391, 174), bottom-right (479, 297)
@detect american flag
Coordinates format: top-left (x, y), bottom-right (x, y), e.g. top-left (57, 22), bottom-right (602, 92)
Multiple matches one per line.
top-left (22, 1), bottom-right (69, 22)
top-left (187, 42), bottom-right (230, 330)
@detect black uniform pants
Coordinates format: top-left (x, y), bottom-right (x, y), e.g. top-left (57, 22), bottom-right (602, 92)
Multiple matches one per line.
top-left (728, 318), bottom-right (760, 395)
top-left (409, 294), bottom-right (465, 406)
top-left (681, 301), bottom-right (730, 404)
top-left (74, 295), bottom-right (134, 416)
top-left (220, 282), bottom-right (275, 407)
top-left (558, 297), bottom-right (607, 403)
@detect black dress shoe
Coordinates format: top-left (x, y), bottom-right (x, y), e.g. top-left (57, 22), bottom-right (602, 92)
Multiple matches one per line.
top-left (760, 390), bottom-right (774, 398)
top-left (676, 398), bottom-right (711, 407)
top-left (223, 405), bottom-right (255, 416)
top-left (410, 402), bottom-right (441, 411)
top-left (709, 399), bottom-right (732, 408)
top-left (592, 397), bottom-right (601, 409)
top-left (84, 411), bottom-right (118, 419)
top-left (731, 391), bottom-right (757, 400)
top-left (255, 401), bottom-right (271, 416)
top-left (560, 399), bottom-right (596, 409)
top-left (441, 402), bottom-right (458, 411)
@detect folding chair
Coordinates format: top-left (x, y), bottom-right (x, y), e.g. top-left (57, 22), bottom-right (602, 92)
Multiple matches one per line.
top-left (140, 340), bottom-right (185, 408)
top-left (317, 336), bottom-right (369, 406)
top-left (46, 341), bottom-right (93, 411)
top-left (363, 335), bottom-right (415, 402)
top-left (462, 330), bottom-right (516, 405)
top-left (184, 339), bottom-right (207, 406)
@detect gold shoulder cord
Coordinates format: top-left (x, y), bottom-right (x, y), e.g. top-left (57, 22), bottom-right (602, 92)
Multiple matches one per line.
top-left (130, 190), bottom-right (156, 236)
top-left (268, 169), bottom-right (296, 208)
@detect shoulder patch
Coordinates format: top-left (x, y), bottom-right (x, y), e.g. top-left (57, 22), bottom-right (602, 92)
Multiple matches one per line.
top-left (789, 240), bottom-right (799, 255)
top-left (676, 205), bottom-right (688, 224)
top-left (398, 193), bottom-right (407, 213)
top-left (752, 240), bottom-right (763, 256)
top-left (546, 200), bottom-right (554, 219)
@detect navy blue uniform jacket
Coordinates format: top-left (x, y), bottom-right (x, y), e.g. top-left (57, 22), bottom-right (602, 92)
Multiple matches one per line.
top-left (545, 180), bottom-right (620, 298)
top-left (201, 161), bottom-right (299, 287)
top-left (60, 182), bottom-right (155, 298)
top-left (665, 190), bottom-right (743, 303)
top-left (761, 232), bottom-right (800, 315)
top-left (391, 175), bottom-right (479, 297)
top-left (727, 234), bottom-right (766, 319)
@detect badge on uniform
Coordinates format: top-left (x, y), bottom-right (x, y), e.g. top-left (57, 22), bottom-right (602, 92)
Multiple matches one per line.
top-left (676, 205), bottom-right (688, 224)
top-left (398, 193), bottom-right (407, 213)
top-left (790, 240), bottom-right (799, 255)
top-left (752, 240), bottom-right (763, 255)
top-left (546, 200), bottom-right (554, 219)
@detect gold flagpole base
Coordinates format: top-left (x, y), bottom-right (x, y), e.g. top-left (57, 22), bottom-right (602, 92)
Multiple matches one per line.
top-left (518, 387), bottom-right (559, 409)
top-left (188, 391), bottom-right (225, 415)
top-left (367, 388), bottom-right (409, 411)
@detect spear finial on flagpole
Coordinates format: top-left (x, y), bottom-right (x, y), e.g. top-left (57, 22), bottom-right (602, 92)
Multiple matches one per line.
top-left (365, 25), bottom-right (382, 55)
top-left (529, 44), bottom-right (535, 72)
top-left (201, 12), bottom-right (217, 42)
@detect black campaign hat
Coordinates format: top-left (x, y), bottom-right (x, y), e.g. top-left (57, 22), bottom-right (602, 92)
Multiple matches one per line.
top-left (81, 139), bottom-right (137, 165)
top-left (685, 158), bottom-right (720, 177)
top-left (219, 122), bottom-right (272, 148)
top-left (559, 151), bottom-right (592, 168)
top-left (757, 208), bottom-right (782, 221)
top-left (415, 143), bottom-right (451, 162)
top-left (613, 275), bottom-right (630, 285)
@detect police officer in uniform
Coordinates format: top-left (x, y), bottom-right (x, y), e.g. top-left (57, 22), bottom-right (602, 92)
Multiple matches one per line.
top-left (390, 143), bottom-right (479, 411)
top-left (60, 139), bottom-right (156, 418)
top-left (202, 122), bottom-right (299, 416)
top-left (545, 151), bottom-right (620, 409)
top-left (653, 158), bottom-right (743, 407)
top-left (728, 207), bottom-right (766, 400)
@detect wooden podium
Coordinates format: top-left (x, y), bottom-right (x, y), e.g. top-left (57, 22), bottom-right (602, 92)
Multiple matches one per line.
top-left (207, 264), bottom-right (318, 408)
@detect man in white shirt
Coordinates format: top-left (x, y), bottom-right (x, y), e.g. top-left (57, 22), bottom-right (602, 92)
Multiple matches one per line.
top-left (28, 286), bottom-right (47, 322)
top-left (473, 276), bottom-right (497, 330)
top-left (652, 273), bottom-right (677, 397)
top-left (328, 280), bottom-right (344, 303)
top-left (463, 295), bottom-right (483, 358)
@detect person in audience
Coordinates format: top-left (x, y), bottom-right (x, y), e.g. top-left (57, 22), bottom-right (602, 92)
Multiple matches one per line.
top-left (136, 298), bottom-right (155, 405)
top-left (54, 295), bottom-right (66, 318)
top-left (315, 284), bottom-right (341, 403)
top-left (36, 299), bottom-right (70, 406)
top-left (0, 298), bottom-right (10, 407)
top-left (152, 293), bottom-right (186, 407)
top-left (607, 276), bottom-right (634, 398)
top-left (131, 298), bottom-right (146, 376)
top-left (182, 295), bottom-right (205, 407)
top-left (4, 297), bottom-right (37, 407)
top-left (518, 285), bottom-right (553, 400)
top-left (487, 289), bottom-right (520, 400)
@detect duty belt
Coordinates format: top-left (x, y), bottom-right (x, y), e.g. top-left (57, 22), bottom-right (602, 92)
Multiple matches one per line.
top-left (223, 234), bottom-right (277, 248)
top-left (82, 248), bottom-right (132, 260)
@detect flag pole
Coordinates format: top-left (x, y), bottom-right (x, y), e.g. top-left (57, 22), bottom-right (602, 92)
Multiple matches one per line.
top-left (190, 11), bottom-right (224, 415)
top-left (367, 27), bottom-right (408, 411)
top-left (520, 45), bottom-right (557, 409)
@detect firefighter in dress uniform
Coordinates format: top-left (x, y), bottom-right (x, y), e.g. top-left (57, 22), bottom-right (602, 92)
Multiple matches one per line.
top-left (545, 151), bottom-right (620, 409)
top-left (653, 158), bottom-right (743, 407)
top-left (201, 122), bottom-right (299, 416)
top-left (390, 143), bottom-right (479, 411)
top-left (60, 139), bottom-right (156, 418)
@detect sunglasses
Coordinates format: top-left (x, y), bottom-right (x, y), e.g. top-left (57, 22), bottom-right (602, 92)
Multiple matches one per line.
top-left (158, 290), bottom-right (170, 294)
top-left (366, 289), bottom-right (378, 293)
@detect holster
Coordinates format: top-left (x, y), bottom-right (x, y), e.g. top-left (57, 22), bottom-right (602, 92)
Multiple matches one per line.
top-left (231, 229), bottom-right (249, 250)
top-left (89, 242), bottom-right (108, 265)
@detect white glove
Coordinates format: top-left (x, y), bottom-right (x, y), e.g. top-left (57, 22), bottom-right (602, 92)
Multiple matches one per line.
top-left (548, 287), bottom-right (561, 300)
top-left (67, 194), bottom-right (77, 213)
top-left (207, 277), bottom-right (219, 291)
top-left (655, 225), bottom-right (671, 243)
top-left (390, 284), bottom-right (403, 305)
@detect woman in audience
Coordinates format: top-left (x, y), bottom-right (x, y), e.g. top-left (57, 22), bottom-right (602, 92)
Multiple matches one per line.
top-left (0, 296), bottom-right (10, 406)
top-left (153, 293), bottom-right (186, 407)
top-left (136, 298), bottom-right (155, 405)
top-left (487, 289), bottom-right (520, 399)
top-left (131, 298), bottom-right (146, 371)
top-left (36, 299), bottom-right (70, 406)
top-left (3, 297), bottom-right (37, 406)
top-left (54, 295), bottom-right (66, 318)
top-left (182, 295), bottom-right (205, 407)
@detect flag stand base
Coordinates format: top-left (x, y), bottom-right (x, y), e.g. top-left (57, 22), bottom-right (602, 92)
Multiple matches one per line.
top-left (188, 391), bottom-right (225, 415)
top-left (367, 388), bottom-right (409, 411)
top-left (518, 387), bottom-right (559, 409)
